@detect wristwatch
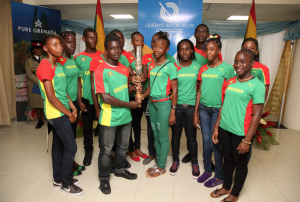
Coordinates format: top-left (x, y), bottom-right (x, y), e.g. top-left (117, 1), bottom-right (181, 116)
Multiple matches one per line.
top-left (171, 105), bottom-right (177, 109)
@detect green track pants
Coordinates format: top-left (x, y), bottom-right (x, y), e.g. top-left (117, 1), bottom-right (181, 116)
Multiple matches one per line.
top-left (148, 99), bottom-right (171, 169)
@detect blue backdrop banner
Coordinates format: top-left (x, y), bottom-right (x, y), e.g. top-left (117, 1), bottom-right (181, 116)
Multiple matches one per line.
top-left (11, 2), bottom-right (61, 121)
top-left (138, 0), bottom-right (203, 56)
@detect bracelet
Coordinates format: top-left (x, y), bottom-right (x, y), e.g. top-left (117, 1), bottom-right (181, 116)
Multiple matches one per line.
top-left (242, 139), bottom-right (251, 145)
top-left (214, 127), bottom-right (218, 130)
top-left (72, 109), bottom-right (77, 112)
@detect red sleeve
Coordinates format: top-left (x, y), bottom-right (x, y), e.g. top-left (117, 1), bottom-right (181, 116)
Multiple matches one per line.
top-left (262, 64), bottom-right (270, 85)
top-left (221, 79), bottom-right (228, 103)
top-left (36, 60), bottom-right (55, 82)
top-left (197, 65), bottom-right (208, 81)
top-left (89, 57), bottom-right (98, 72)
top-left (218, 53), bottom-right (223, 61)
top-left (94, 66), bottom-right (106, 94)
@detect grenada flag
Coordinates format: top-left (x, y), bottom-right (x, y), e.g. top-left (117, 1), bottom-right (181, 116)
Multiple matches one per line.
top-left (94, 0), bottom-right (105, 52)
top-left (245, 0), bottom-right (257, 39)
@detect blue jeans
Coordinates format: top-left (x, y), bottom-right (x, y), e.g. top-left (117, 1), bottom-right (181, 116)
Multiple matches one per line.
top-left (48, 115), bottom-right (77, 187)
top-left (199, 103), bottom-right (223, 180)
top-left (98, 122), bottom-right (131, 180)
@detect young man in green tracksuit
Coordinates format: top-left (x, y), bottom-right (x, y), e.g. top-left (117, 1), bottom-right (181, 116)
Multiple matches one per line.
top-left (143, 32), bottom-right (178, 178)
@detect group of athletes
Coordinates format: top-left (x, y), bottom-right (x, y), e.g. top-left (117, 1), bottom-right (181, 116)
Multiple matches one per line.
top-left (36, 23), bottom-right (269, 202)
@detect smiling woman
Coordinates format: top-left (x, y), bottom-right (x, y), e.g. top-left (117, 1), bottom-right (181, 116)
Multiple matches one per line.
top-left (211, 49), bottom-right (265, 202)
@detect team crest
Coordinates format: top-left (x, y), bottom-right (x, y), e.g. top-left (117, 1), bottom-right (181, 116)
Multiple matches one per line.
top-left (81, 57), bottom-right (86, 61)
top-left (108, 71), bottom-right (113, 76)
top-left (130, 57), bottom-right (134, 60)
top-left (51, 65), bottom-right (55, 69)
top-left (148, 58), bottom-right (152, 61)
top-left (59, 58), bottom-right (64, 62)
top-left (99, 60), bottom-right (103, 63)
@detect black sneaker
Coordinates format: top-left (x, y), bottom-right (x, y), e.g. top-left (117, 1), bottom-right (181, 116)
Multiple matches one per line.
top-left (99, 180), bottom-right (111, 194)
top-left (192, 164), bottom-right (200, 179)
top-left (53, 179), bottom-right (79, 188)
top-left (182, 153), bottom-right (191, 163)
top-left (61, 183), bottom-right (83, 196)
top-left (114, 169), bottom-right (137, 180)
top-left (169, 161), bottom-right (179, 175)
top-left (36, 121), bottom-right (44, 129)
top-left (83, 151), bottom-right (92, 166)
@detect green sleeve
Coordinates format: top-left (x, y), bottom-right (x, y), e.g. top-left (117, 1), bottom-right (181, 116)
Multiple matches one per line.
top-left (168, 64), bottom-right (178, 80)
top-left (119, 55), bottom-right (130, 67)
top-left (252, 82), bottom-right (265, 104)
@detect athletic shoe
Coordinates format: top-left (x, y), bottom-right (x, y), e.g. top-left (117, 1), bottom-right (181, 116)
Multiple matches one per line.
top-left (53, 179), bottom-right (79, 188)
top-left (182, 153), bottom-right (191, 163)
top-left (192, 164), bottom-right (200, 179)
top-left (204, 177), bottom-right (223, 188)
top-left (169, 161), bottom-right (179, 175)
top-left (99, 180), bottom-right (111, 194)
top-left (197, 172), bottom-right (212, 183)
top-left (61, 183), bottom-right (83, 196)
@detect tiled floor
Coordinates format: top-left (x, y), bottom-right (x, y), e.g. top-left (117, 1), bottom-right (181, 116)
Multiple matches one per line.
top-left (0, 118), bottom-right (299, 202)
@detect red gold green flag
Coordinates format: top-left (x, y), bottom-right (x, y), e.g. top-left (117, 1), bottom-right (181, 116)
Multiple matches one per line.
top-left (94, 0), bottom-right (105, 52)
top-left (245, 0), bottom-right (257, 39)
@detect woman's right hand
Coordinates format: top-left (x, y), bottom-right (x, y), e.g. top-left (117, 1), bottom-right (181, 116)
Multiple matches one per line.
top-left (212, 129), bottom-right (219, 144)
top-left (78, 101), bottom-right (87, 112)
top-left (69, 114), bottom-right (77, 123)
top-left (193, 113), bottom-right (200, 129)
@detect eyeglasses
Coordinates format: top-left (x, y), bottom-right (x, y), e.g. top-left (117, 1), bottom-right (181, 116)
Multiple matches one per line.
top-left (61, 31), bottom-right (76, 38)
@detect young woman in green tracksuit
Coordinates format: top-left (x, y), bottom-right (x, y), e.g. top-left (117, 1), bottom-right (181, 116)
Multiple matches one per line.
top-left (143, 33), bottom-right (178, 178)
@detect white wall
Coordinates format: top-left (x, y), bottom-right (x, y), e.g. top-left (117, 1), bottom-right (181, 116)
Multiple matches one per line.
top-left (282, 39), bottom-right (300, 131)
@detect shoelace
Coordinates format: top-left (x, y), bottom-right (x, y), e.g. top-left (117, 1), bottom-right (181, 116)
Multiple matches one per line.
top-left (171, 162), bottom-right (179, 170)
top-left (192, 165), bottom-right (199, 173)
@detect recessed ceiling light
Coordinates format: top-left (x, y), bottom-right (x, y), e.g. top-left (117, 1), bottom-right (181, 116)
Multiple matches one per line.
top-left (227, 16), bottom-right (249, 21)
top-left (110, 14), bottom-right (134, 19)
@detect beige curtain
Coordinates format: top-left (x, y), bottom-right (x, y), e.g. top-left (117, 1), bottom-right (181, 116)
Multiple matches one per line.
top-left (0, 0), bottom-right (22, 125)
top-left (264, 40), bottom-right (293, 116)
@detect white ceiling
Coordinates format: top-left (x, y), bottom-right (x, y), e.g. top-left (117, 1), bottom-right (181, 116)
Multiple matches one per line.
top-left (47, 3), bottom-right (300, 21)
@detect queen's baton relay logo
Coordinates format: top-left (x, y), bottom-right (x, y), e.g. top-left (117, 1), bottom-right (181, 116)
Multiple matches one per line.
top-left (159, 2), bottom-right (179, 22)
